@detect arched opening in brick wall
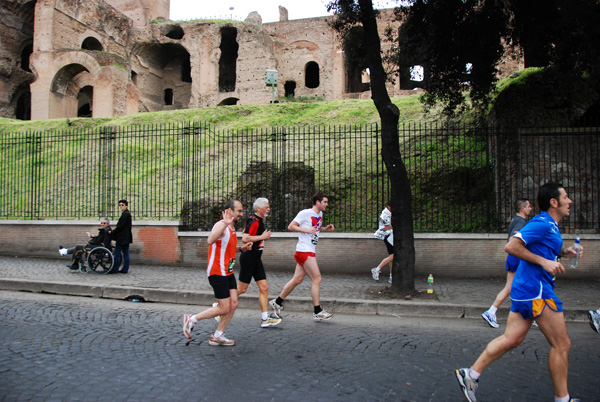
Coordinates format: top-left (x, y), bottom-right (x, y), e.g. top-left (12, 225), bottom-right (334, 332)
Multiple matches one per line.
top-left (400, 64), bottom-right (425, 89)
top-left (410, 65), bottom-right (424, 82)
top-left (14, 86), bottom-right (31, 121)
top-left (284, 80), bottom-right (296, 98)
top-left (20, 43), bottom-right (33, 72)
top-left (77, 86), bottom-right (93, 117)
top-left (164, 25), bottom-right (184, 40)
top-left (49, 63), bottom-right (93, 118)
top-left (81, 37), bottom-right (103, 51)
top-left (218, 97), bottom-right (239, 106)
top-left (51, 64), bottom-right (90, 95)
top-left (342, 26), bottom-right (370, 93)
top-left (361, 69), bottom-right (370, 84)
top-left (399, 64), bottom-right (425, 90)
top-left (305, 62), bottom-right (320, 89)
top-left (164, 88), bottom-right (173, 105)
top-left (219, 27), bottom-right (239, 93)
top-left (131, 43), bottom-right (192, 112)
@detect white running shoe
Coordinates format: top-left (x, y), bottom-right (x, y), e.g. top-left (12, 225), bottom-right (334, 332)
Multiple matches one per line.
top-left (182, 314), bottom-right (195, 340)
top-left (313, 309), bottom-right (334, 321)
top-left (269, 299), bottom-right (283, 318)
top-left (588, 309), bottom-right (600, 333)
top-left (455, 368), bottom-right (478, 402)
top-left (261, 315), bottom-right (282, 328)
top-left (388, 275), bottom-right (392, 284)
top-left (481, 311), bottom-right (499, 328)
top-left (209, 334), bottom-right (235, 346)
top-left (371, 267), bottom-right (380, 281)
top-left (212, 302), bottom-right (221, 322)
top-left (59, 248), bottom-right (68, 256)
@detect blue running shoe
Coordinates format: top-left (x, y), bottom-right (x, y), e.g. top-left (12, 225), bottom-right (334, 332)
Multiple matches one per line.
top-left (481, 311), bottom-right (499, 328)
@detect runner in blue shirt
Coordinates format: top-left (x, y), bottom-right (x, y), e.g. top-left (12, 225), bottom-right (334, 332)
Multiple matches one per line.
top-left (456, 183), bottom-right (583, 402)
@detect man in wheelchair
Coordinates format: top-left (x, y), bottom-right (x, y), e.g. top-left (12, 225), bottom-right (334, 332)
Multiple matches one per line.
top-left (59, 218), bottom-right (112, 271)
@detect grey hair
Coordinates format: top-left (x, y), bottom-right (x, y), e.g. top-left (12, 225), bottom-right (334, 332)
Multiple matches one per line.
top-left (101, 217), bottom-right (110, 224)
top-left (253, 197), bottom-right (269, 211)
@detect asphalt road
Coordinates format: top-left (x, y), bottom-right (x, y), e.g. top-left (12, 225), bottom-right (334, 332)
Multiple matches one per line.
top-left (1, 291), bottom-right (599, 402)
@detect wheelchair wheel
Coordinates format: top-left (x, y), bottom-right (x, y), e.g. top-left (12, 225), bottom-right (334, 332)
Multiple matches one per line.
top-left (87, 247), bottom-right (114, 274)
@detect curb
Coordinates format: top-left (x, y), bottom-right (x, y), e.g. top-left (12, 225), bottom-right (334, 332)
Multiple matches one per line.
top-left (0, 278), bottom-right (591, 323)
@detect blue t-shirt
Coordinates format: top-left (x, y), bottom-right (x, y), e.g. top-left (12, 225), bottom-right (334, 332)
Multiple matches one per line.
top-left (510, 211), bottom-right (563, 301)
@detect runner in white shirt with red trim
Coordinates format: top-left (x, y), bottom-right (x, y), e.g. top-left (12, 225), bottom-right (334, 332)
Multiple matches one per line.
top-left (269, 191), bottom-right (335, 321)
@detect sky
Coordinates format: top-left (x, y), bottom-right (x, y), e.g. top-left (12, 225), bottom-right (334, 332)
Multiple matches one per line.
top-left (169, 0), bottom-right (334, 23)
top-left (169, 1), bottom-right (396, 23)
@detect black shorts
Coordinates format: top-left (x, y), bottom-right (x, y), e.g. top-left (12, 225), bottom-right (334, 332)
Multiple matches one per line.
top-left (208, 274), bottom-right (237, 299)
top-left (238, 252), bottom-right (267, 284)
top-left (383, 236), bottom-right (394, 255)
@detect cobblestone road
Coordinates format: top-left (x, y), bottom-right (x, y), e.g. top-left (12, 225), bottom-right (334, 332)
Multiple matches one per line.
top-left (1, 291), bottom-right (599, 401)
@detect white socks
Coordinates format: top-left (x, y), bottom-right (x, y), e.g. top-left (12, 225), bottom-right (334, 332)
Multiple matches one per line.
top-left (468, 368), bottom-right (480, 380)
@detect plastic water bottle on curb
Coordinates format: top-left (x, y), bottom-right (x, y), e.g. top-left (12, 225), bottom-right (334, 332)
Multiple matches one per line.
top-left (568, 238), bottom-right (581, 269)
top-left (427, 274), bottom-right (434, 294)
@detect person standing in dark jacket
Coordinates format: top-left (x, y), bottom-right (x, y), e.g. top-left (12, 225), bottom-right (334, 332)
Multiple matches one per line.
top-left (109, 199), bottom-right (133, 274)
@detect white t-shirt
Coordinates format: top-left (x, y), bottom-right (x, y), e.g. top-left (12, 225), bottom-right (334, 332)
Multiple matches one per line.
top-left (293, 208), bottom-right (323, 253)
top-left (374, 207), bottom-right (393, 243)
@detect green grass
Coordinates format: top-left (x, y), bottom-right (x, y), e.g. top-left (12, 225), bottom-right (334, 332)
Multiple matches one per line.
top-left (0, 95), bottom-right (439, 134)
top-left (1, 96), bottom-right (494, 231)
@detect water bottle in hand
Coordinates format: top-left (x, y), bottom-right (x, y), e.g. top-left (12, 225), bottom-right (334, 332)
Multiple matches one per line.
top-left (568, 238), bottom-right (581, 269)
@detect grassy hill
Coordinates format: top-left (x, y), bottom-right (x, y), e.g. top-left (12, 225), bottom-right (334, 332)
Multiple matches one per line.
top-left (1, 66), bottom-right (594, 132)
top-left (0, 94), bottom-right (440, 133)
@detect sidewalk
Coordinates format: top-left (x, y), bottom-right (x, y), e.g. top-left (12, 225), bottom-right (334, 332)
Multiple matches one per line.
top-left (0, 256), bottom-right (598, 322)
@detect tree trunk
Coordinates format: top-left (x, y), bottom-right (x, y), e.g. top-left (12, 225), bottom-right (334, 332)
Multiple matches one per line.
top-left (358, 0), bottom-right (416, 294)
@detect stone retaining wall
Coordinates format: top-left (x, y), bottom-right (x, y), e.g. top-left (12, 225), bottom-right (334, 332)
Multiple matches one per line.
top-left (1, 221), bottom-right (597, 279)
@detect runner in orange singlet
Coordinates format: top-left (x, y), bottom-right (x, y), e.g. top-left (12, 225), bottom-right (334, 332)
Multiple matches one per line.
top-left (182, 199), bottom-right (252, 346)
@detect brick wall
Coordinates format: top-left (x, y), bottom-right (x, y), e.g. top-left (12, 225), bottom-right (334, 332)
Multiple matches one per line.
top-left (1, 221), bottom-right (598, 279)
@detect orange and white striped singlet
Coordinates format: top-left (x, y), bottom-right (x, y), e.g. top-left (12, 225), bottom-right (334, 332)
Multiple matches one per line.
top-left (206, 221), bottom-right (237, 277)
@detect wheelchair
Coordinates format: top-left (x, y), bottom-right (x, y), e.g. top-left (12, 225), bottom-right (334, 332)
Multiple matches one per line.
top-left (75, 244), bottom-right (114, 274)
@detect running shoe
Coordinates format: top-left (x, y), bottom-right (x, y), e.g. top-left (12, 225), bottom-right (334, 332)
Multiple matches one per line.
top-left (209, 334), bottom-right (235, 346)
top-left (455, 368), bottom-right (478, 402)
top-left (388, 275), bottom-right (392, 284)
top-left (182, 314), bottom-right (195, 339)
top-left (261, 315), bottom-right (282, 328)
top-left (313, 309), bottom-right (334, 321)
top-left (59, 247), bottom-right (68, 256)
top-left (481, 311), bottom-right (499, 328)
top-left (371, 267), bottom-right (380, 281)
top-left (588, 309), bottom-right (600, 333)
top-left (269, 299), bottom-right (283, 318)
top-left (212, 302), bottom-right (221, 322)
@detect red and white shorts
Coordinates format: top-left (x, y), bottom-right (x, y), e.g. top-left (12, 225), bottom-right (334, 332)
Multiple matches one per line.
top-left (294, 251), bottom-right (316, 265)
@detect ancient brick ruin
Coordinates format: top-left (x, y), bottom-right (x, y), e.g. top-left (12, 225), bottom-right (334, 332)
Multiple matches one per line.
top-left (0, 0), bottom-right (523, 121)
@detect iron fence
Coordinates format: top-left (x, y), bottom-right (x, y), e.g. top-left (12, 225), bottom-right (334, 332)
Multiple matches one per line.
top-left (494, 125), bottom-right (600, 233)
top-left (1, 122), bottom-right (598, 233)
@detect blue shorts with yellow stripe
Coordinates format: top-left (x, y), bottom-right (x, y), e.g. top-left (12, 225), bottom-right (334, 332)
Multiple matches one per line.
top-left (510, 298), bottom-right (563, 320)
